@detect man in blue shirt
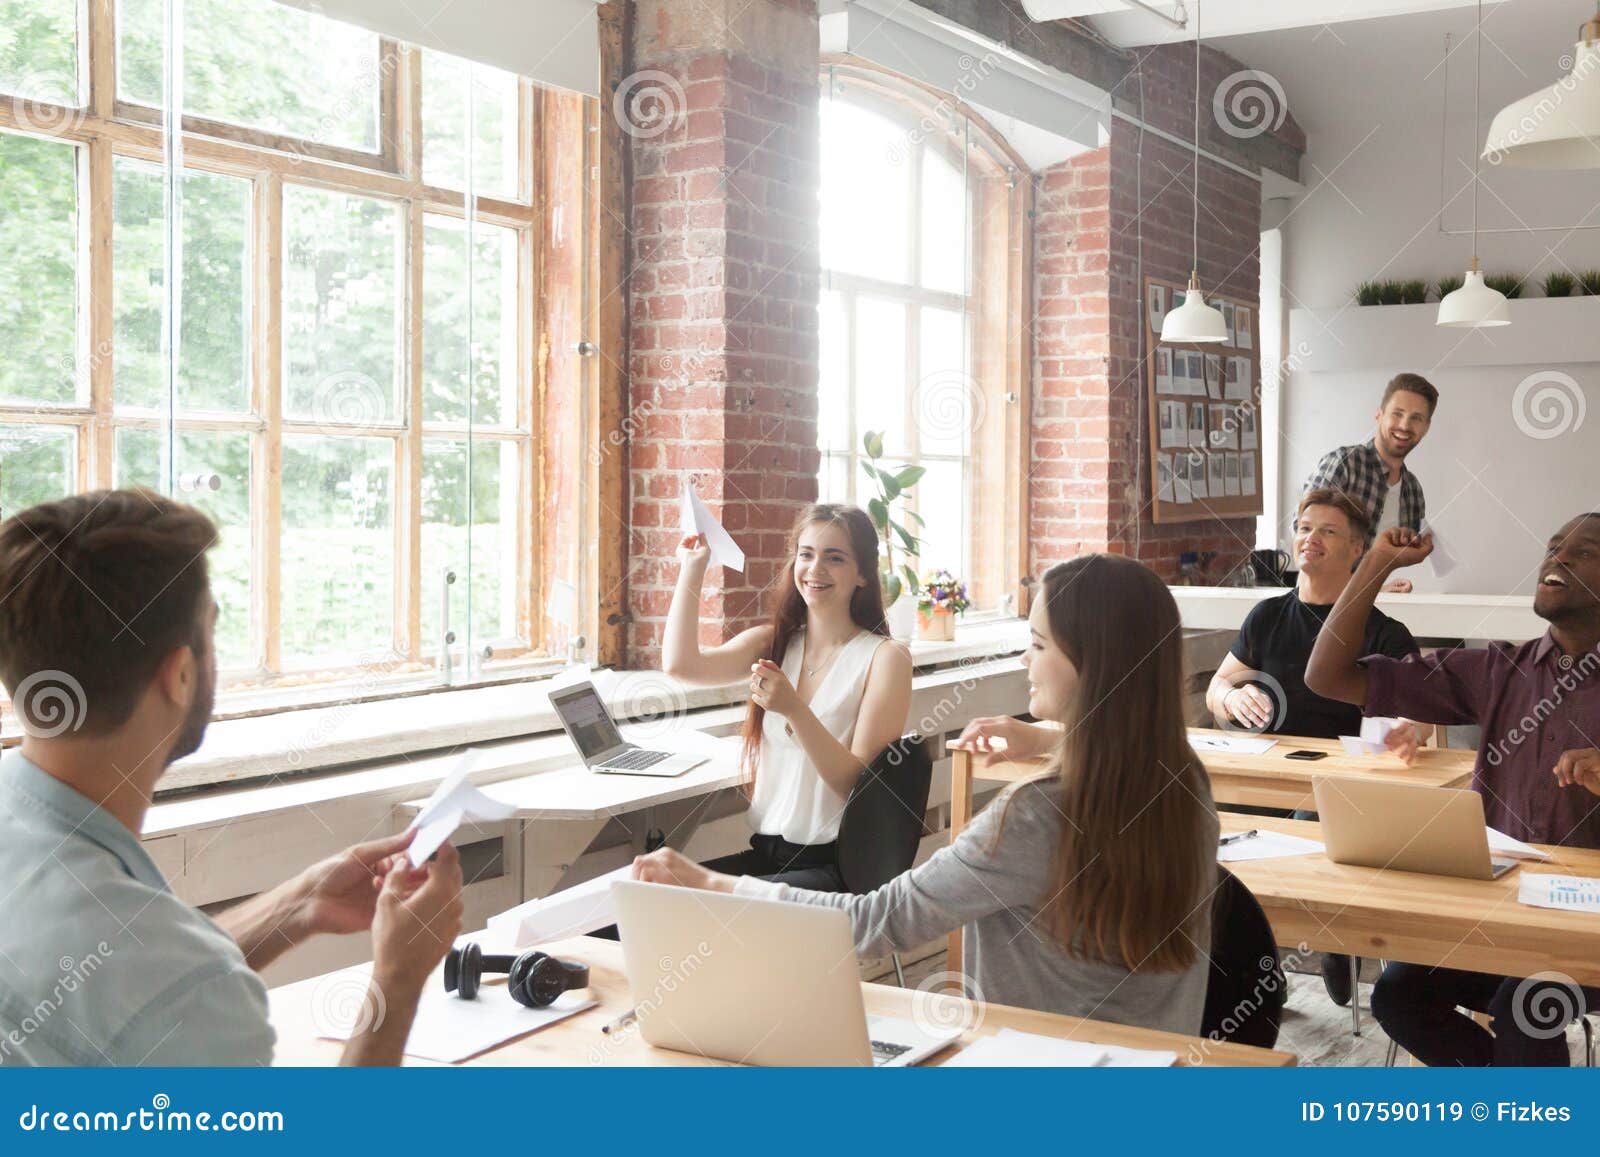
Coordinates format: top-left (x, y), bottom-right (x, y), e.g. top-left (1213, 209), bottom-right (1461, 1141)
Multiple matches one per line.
top-left (0, 490), bottom-right (463, 1066)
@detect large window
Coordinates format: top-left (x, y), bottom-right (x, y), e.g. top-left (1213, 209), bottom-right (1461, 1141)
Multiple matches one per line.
top-left (816, 72), bottom-right (1027, 612)
top-left (0, 0), bottom-right (588, 706)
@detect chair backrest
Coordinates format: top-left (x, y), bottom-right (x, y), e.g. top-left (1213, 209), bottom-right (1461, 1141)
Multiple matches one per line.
top-left (836, 734), bottom-right (934, 894)
top-left (1200, 865), bottom-right (1284, 1049)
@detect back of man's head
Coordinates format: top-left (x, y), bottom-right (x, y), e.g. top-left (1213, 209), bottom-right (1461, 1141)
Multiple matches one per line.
top-left (0, 489), bottom-right (217, 737)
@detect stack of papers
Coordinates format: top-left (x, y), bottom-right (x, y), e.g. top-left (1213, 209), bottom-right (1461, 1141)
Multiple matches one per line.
top-left (1189, 732), bottom-right (1278, 756)
top-left (942, 1028), bottom-right (1176, 1067)
top-left (1217, 830), bottom-right (1325, 863)
top-left (1519, 873), bottom-right (1600, 914)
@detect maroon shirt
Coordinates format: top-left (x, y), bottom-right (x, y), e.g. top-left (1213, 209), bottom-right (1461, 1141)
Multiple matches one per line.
top-left (1363, 632), bottom-right (1600, 849)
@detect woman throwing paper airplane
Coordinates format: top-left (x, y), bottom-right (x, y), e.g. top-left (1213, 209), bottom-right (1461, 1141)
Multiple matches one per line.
top-left (660, 502), bottom-right (913, 890)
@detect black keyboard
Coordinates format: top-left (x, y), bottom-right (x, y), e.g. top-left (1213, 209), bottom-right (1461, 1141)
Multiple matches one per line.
top-left (870, 1038), bottom-right (913, 1065)
top-left (596, 747), bottom-right (671, 771)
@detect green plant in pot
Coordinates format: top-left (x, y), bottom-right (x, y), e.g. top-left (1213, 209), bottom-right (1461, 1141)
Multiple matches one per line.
top-left (1543, 270), bottom-right (1576, 298)
top-left (860, 430), bottom-right (923, 636)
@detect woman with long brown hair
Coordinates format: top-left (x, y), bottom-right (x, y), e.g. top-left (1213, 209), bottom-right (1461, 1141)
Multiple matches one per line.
top-left (639, 553), bottom-right (1219, 1032)
top-left (661, 502), bottom-right (912, 891)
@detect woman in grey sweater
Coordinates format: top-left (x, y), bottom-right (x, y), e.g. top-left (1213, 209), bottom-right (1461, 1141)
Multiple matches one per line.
top-left (633, 554), bottom-right (1220, 1035)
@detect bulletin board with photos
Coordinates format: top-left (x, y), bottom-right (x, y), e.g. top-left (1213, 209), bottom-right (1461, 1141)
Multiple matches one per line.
top-left (1143, 276), bottom-right (1262, 525)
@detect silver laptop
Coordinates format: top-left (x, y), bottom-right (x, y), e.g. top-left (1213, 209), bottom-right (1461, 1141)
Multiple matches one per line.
top-left (548, 680), bottom-right (707, 777)
top-left (1312, 777), bottom-right (1519, 880)
top-left (612, 880), bottom-right (960, 1067)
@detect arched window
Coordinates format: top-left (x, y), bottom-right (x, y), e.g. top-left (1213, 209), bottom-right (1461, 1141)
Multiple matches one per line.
top-left (816, 66), bottom-right (1027, 613)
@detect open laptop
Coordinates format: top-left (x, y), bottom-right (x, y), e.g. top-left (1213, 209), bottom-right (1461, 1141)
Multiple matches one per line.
top-left (612, 880), bottom-right (961, 1067)
top-left (1312, 777), bottom-right (1519, 880)
top-left (548, 681), bottom-right (707, 777)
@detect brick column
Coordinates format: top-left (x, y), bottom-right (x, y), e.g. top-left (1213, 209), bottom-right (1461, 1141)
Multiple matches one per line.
top-left (621, 0), bottom-right (821, 668)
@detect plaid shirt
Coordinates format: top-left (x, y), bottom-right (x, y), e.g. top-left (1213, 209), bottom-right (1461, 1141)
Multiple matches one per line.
top-left (1302, 439), bottom-right (1425, 548)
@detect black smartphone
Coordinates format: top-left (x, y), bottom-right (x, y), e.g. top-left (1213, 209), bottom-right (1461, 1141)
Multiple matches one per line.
top-left (1285, 749), bottom-right (1328, 761)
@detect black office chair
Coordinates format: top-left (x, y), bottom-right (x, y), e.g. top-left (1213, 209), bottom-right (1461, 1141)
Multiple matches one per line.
top-left (1201, 865), bottom-right (1285, 1050)
top-left (836, 733), bottom-right (935, 987)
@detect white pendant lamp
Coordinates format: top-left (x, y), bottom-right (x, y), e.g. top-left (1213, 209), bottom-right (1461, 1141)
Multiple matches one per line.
top-left (1160, 0), bottom-right (1228, 345)
top-left (1439, 0), bottom-right (1511, 329)
top-left (1482, 5), bottom-right (1600, 169)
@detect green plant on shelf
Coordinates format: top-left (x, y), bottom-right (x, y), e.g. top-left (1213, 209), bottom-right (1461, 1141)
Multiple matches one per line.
top-left (859, 430), bottom-right (922, 606)
top-left (1377, 280), bottom-right (1406, 306)
top-left (1542, 271), bottom-right (1576, 299)
top-left (1435, 274), bottom-right (1463, 299)
top-left (1578, 270), bottom-right (1600, 296)
top-left (1483, 272), bottom-right (1525, 299)
top-left (1398, 278), bottom-right (1428, 305)
top-left (1355, 280), bottom-right (1383, 306)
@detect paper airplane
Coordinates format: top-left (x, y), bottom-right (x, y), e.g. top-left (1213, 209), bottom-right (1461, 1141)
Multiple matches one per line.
top-left (1339, 716), bottom-right (1397, 757)
top-left (679, 484), bottom-right (745, 572)
top-left (1420, 518), bottom-right (1457, 578)
top-left (407, 749), bottom-right (519, 867)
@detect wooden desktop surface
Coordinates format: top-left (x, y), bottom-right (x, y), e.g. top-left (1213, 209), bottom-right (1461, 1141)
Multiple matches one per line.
top-left (268, 937), bottom-right (1294, 1068)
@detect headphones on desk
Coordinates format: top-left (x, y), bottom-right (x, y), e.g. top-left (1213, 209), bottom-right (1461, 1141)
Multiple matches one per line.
top-left (444, 943), bottom-right (591, 1008)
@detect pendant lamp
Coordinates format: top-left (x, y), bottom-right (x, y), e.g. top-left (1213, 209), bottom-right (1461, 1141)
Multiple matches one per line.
top-left (1482, 4), bottom-right (1600, 169)
top-left (1160, 0), bottom-right (1228, 344)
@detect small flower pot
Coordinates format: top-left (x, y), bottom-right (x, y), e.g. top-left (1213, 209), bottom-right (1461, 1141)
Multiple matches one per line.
top-left (916, 606), bottom-right (957, 641)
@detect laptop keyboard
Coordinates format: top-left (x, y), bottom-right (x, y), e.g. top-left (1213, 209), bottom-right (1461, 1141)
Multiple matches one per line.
top-left (870, 1038), bottom-right (913, 1065)
top-left (596, 747), bottom-right (671, 771)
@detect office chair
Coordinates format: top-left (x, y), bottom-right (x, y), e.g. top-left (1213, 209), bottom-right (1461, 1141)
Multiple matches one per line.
top-left (1200, 866), bottom-right (1285, 1049)
top-left (837, 733), bottom-right (935, 988)
top-left (1384, 1011), bottom-right (1597, 1067)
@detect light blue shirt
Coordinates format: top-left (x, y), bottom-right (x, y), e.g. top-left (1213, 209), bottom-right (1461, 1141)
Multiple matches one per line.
top-left (0, 752), bottom-right (274, 1066)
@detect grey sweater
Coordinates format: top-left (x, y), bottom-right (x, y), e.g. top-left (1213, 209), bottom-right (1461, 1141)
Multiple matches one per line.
top-left (733, 775), bottom-right (1219, 1035)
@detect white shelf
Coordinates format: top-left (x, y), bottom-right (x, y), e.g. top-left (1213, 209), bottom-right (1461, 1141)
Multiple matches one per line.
top-left (1289, 297), bottom-right (1600, 373)
top-left (1172, 585), bottom-right (1545, 642)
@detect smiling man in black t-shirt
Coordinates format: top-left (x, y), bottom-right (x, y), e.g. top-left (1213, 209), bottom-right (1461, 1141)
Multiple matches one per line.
top-left (1205, 488), bottom-right (1424, 1009)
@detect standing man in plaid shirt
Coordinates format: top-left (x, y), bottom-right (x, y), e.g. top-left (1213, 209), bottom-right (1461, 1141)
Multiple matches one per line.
top-left (1302, 373), bottom-right (1436, 593)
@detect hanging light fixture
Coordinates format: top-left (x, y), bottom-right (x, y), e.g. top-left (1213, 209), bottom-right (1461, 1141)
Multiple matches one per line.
top-left (1482, 3), bottom-right (1600, 168)
top-left (1439, 0), bottom-right (1510, 328)
top-left (1160, 0), bottom-right (1229, 344)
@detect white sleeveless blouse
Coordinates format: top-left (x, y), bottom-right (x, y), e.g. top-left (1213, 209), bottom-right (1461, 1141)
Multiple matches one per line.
top-left (748, 629), bottom-right (889, 846)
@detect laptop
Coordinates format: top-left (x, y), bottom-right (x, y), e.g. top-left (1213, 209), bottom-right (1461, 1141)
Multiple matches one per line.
top-left (612, 880), bottom-right (961, 1067)
top-left (1312, 777), bottom-right (1519, 880)
top-left (548, 680), bottom-right (707, 777)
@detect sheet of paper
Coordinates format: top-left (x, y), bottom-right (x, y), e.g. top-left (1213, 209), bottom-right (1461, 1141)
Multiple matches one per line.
top-left (1518, 872), bottom-right (1600, 914)
top-left (1100, 1042), bottom-right (1179, 1067)
top-left (1340, 717), bottom-right (1398, 757)
top-left (1217, 830), bottom-right (1325, 863)
top-left (1188, 731), bottom-right (1277, 755)
top-left (487, 865), bottom-right (634, 947)
top-left (1418, 518), bottom-right (1458, 578)
top-left (317, 968), bottom-right (595, 1063)
top-left (408, 749), bottom-right (520, 866)
top-left (679, 484), bottom-right (745, 572)
top-left (1487, 827), bottom-right (1553, 862)
top-left (1339, 735), bottom-right (1384, 757)
top-left (942, 1028), bottom-right (1110, 1067)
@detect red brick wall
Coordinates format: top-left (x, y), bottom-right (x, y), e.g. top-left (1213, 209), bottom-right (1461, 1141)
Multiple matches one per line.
top-left (1030, 44), bottom-right (1267, 584)
top-left (623, 1), bottom-right (821, 667)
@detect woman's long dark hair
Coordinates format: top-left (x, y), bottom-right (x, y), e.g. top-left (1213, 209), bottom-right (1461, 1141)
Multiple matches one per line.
top-left (738, 504), bottom-right (888, 794)
top-left (1010, 554), bottom-right (1211, 973)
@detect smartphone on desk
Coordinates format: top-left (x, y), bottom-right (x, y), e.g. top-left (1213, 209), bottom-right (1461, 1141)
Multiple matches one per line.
top-left (1285, 750), bottom-right (1328, 761)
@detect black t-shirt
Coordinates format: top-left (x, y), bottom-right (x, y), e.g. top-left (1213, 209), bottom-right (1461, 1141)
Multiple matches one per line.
top-left (1228, 590), bottom-right (1419, 740)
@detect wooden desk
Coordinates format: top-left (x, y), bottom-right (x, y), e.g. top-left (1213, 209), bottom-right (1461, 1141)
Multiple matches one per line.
top-left (268, 937), bottom-right (1294, 1067)
top-left (945, 730), bottom-right (1477, 971)
top-left (1220, 815), bottom-right (1600, 986)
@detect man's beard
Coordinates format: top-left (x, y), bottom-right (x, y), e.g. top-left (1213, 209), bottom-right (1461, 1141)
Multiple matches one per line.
top-left (166, 654), bottom-right (215, 766)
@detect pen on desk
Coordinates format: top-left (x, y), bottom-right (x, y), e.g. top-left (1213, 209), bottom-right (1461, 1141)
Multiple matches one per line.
top-left (600, 1008), bottom-right (638, 1035)
top-left (1218, 829), bottom-right (1259, 847)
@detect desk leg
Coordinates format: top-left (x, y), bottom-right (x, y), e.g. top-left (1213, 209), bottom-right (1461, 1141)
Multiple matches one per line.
top-left (520, 817), bottom-right (609, 901)
top-left (946, 748), bottom-right (974, 978)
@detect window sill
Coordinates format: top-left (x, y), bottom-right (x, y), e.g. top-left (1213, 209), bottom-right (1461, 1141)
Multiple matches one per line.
top-left (147, 616), bottom-right (1030, 795)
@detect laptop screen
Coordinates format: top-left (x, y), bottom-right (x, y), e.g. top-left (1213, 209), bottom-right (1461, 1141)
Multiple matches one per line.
top-left (550, 683), bottom-right (625, 759)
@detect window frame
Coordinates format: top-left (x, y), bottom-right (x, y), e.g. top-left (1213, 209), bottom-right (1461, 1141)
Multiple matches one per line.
top-left (817, 62), bottom-right (1032, 616)
top-left (0, 1), bottom-right (560, 701)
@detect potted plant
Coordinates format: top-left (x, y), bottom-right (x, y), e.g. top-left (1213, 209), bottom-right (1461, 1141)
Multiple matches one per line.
top-left (915, 570), bottom-right (970, 641)
top-left (859, 430), bottom-right (923, 640)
